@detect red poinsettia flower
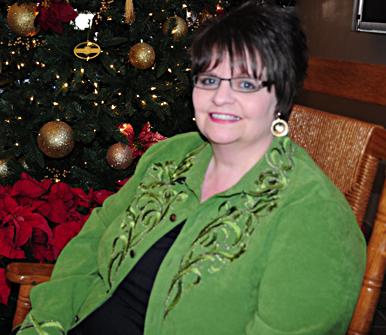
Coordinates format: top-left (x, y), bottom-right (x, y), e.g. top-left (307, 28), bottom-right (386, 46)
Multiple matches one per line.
top-left (37, 182), bottom-right (80, 225)
top-left (0, 195), bottom-right (52, 259)
top-left (70, 187), bottom-right (92, 208)
top-left (0, 268), bottom-right (11, 305)
top-left (36, 0), bottom-right (78, 34)
top-left (30, 229), bottom-right (55, 262)
top-left (88, 188), bottom-right (114, 205)
top-left (130, 122), bottom-right (167, 158)
top-left (11, 172), bottom-right (51, 199)
top-left (50, 219), bottom-right (84, 258)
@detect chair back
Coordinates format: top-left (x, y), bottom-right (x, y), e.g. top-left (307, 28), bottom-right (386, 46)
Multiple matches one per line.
top-left (289, 104), bottom-right (386, 335)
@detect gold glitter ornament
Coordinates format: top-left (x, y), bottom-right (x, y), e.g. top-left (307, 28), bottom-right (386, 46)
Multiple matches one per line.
top-left (7, 3), bottom-right (39, 37)
top-left (106, 143), bottom-right (133, 170)
top-left (128, 42), bottom-right (156, 70)
top-left (162, 16), bottom-right (188, 41)
top-left (37, 121), bottom-right (75, 158)
top-left (0, 159), bottom-right (10, 178)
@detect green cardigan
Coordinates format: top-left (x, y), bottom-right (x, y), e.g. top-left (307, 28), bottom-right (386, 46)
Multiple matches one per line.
top-left (18, 133), bottom-right (366, 335)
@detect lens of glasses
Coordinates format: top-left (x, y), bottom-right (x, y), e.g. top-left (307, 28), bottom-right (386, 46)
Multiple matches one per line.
top-left (193, 75), bottom-right (264, 93)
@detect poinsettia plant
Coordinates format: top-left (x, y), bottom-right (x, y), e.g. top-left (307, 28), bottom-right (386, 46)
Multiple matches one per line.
top-left (0, 122), bottom-right (166, 309)
top-left (0, 172), bottom-right (114, 306)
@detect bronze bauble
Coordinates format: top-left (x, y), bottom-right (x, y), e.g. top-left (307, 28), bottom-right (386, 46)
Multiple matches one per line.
top-left (128, 42), bottom-right (156, 70)
top-left (37, 121), bottom-right (75, 158)
top-left (106, 143), bottom-right (133, 170)
top-left (7, 3), bottom-right (39, 37)
top-left (162, 16), bottom-right (188, 41)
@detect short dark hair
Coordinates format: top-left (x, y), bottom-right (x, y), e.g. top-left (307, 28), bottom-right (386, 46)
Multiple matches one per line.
top-left (190, 0), bottom-right (308, 119)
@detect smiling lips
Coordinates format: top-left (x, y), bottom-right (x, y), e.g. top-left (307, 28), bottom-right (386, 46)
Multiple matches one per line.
top-left (210, 113), bottom-right (241, 122)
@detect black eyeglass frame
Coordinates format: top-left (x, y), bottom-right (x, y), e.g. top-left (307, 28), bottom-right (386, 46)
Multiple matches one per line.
top-left (192, 74), bottom-right (270, 93)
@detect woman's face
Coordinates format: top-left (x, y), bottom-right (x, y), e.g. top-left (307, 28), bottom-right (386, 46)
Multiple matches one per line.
top-left (192, 53), bottom-right (277, 151)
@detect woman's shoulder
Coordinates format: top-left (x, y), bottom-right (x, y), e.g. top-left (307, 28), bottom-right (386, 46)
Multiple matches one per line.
top-left (132, 131), bottom-right (206, 174)
top-left (284, 138), bottom-right (354, 214)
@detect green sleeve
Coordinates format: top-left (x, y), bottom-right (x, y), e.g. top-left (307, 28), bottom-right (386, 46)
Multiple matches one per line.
top-left (16, 140), bottom-right (169, 335)
top-left (246, 200), bottom-right (366, 335)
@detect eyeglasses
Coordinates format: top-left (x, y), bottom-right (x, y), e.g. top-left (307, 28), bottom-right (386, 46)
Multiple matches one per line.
top-left (192, 74), bottom-right (269, 93)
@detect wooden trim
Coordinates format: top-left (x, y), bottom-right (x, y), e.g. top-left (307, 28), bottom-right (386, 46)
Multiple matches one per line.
top-left (303, 57), bottom-right (386, 107)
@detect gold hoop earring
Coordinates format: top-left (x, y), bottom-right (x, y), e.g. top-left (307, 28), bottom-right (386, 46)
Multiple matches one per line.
top-left (271, 115), bottom-right (289, 137)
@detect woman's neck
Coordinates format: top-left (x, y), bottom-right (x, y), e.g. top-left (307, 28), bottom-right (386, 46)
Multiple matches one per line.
top-left (200, 138), bottom-right (273, 202)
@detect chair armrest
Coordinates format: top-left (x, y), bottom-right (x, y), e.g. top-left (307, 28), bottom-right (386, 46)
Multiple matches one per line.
top-left (6, 262), bottom-right (54, 285)
top-left (6, 262), bottom-right (54, 328)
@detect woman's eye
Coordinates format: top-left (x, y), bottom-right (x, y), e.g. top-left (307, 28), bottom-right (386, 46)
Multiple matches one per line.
top-left (238, 79), bottom-right (257, 91)
top-left (200, 76), bottom-right (218, 86)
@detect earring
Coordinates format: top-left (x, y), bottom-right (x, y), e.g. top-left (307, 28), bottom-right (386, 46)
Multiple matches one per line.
top-left (271, 114), bottom-right (289, 137)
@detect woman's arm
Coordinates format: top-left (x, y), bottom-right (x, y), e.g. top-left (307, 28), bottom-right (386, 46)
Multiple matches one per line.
top-left (246, 200), bottom-right (366, 335)
top-left (16, 140), bottom-right (169, 335)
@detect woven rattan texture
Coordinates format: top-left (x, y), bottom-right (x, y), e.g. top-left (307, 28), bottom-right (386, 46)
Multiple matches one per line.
top-left (289, 105), bottom-right (377, 193)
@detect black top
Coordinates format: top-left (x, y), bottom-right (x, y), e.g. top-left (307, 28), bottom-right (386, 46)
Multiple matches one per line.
top-left (70, 223), bottom-right (184, 335)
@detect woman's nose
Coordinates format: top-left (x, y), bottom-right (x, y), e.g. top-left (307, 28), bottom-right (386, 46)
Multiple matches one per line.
top-left (212, 80), bottom-right (235, 105)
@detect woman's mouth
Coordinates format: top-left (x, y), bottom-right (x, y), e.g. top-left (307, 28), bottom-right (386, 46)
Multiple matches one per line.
top-left (210, 113), bottom-right (241, 121)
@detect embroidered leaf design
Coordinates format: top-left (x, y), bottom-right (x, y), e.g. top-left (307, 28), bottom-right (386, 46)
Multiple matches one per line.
top-left (19, 314), bottom-right (65, 335)
top-left (164, 138), bottom-right (295, 318)
top-left (106, 144), bottom-right (206, 289)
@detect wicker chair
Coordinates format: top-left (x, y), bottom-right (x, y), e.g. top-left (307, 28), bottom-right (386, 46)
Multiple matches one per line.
top-left (6, 104), bottom-right (386, 335)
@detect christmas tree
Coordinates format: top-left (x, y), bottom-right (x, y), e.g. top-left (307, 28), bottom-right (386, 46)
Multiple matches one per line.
top-left (0, 0), bottom-right (227, 191)
top-left (0, 1), bottom-right (233, 333)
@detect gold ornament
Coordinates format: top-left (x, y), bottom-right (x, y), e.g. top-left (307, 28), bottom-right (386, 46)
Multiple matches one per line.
top-left (0, 159), bottom-right (10, 178)
top-left (162, 16), bottom-right (188, 41)
top-left (128, 42), bottom-right (155, 70)
top-left (73, 41), bottom-right (101, 61)
top-left (125, 0), bottom-right (135, 24)
top-left (106, 143), bottom-right (133, 170)
top-left (37, 121), bottom-right (75, 158)
top-left (7, 3), bottom-right (39, 37)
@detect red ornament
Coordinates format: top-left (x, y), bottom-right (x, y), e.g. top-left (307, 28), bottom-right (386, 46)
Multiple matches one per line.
top-left (36, 0), bottom-right (78, 34)
top-left (215, 3), bottom-right (224, 15)
top-left (119, 123), bottom-right (135, 144)
top-left (130, 122), bottom-right (167, 158)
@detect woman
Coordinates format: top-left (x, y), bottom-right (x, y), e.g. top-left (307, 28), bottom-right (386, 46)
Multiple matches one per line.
top-left (17, 2), bottom-right (366, 335)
